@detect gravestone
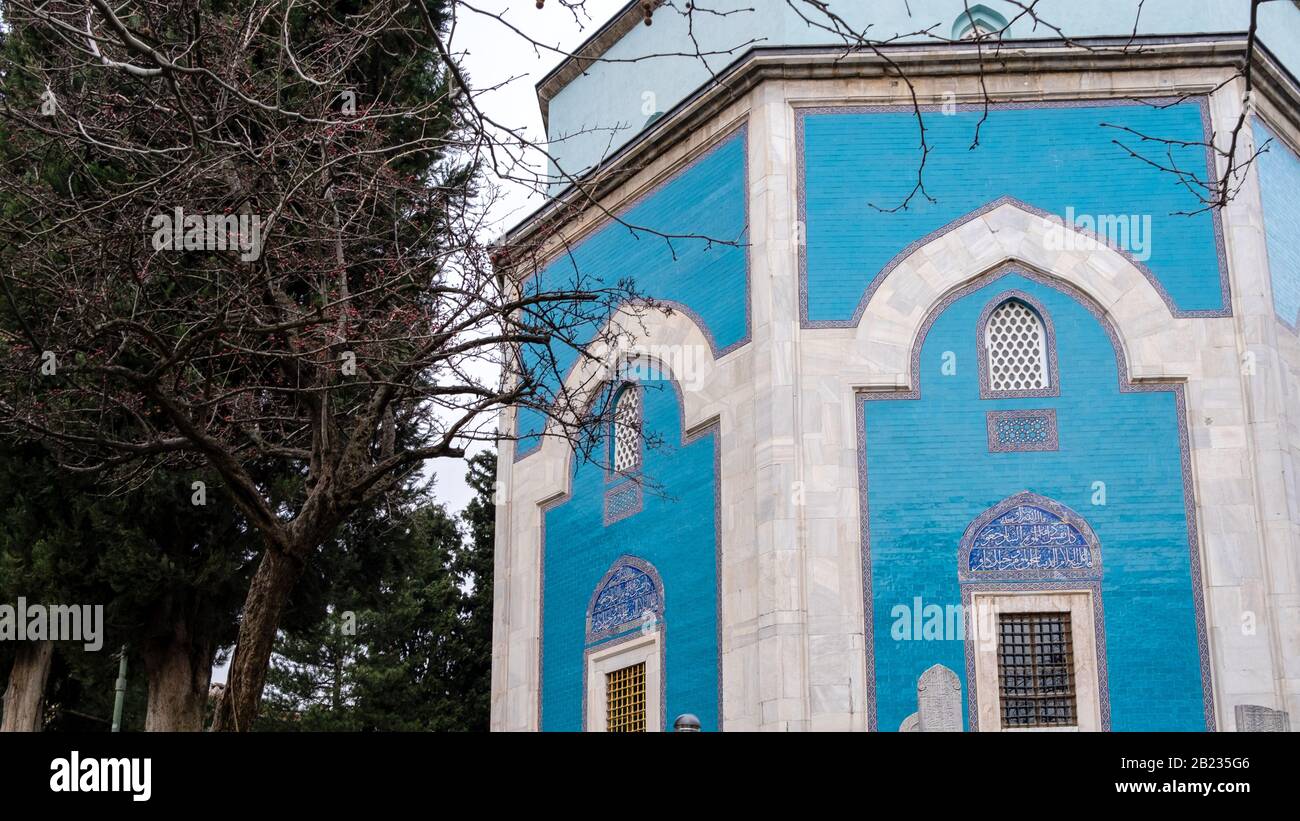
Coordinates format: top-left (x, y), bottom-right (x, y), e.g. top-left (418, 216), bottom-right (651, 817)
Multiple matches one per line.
top-left (917, 664), bottom-right (962, 732)
top-left (899, 712), bottom-right (920, 733)
top-left (1234, 704), bottom-right (1291, 732)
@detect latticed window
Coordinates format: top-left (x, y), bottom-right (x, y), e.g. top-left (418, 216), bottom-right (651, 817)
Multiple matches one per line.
top-left (612, 386), bottom-right (641, 473)
top-left (997, 612), bottom-right (1078, 728)
top-left (605, 662), bottom-right (647, 732)
top-left (986, 299), bottom-right (1049, 392)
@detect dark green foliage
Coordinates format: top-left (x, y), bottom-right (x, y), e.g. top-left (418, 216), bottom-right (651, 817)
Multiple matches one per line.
top-left (0, 442), bottom-right (252, 729)
top-left (258, 452), bottom-right (495, 731)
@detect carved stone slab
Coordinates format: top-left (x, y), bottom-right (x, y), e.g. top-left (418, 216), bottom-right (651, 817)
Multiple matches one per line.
top-left (899, 712), bottom-right (920, 732)
top-left (917, 664), bottom-right (962, 732)
top-left (1235, 704), bottom-right (1291, 733)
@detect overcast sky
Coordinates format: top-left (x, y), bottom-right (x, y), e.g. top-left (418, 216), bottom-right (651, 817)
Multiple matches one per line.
top-left (424, 1), bottom-right (629, 513)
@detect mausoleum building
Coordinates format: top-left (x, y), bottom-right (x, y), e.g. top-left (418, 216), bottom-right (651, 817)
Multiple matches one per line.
top-left (491, 0), bottom-right (1300, 732)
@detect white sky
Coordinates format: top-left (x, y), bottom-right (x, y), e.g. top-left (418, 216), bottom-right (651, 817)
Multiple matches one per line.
top-left (429, 0), bottom-right (628, 513)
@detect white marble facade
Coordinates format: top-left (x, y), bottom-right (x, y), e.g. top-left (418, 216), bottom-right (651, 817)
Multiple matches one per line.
top-left (491, 48), bottom-right (1300, 731)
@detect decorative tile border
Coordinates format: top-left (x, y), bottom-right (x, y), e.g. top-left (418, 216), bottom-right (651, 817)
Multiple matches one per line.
top-left (514, 122), bottom-right (752, 463)
top-left (976, 290), bottom-right (1061, 399)
top-left (537, 361), bottom-right (724, 731)
top-left (957, 492), bottom-right (1101, 585)
top-left (796, 96), bottom-right (1232, 329)
top-left (959, 496), bottom-right (1109, 732)
top-left (1251, 117), bottom-right (1300, 336)
top-left (986, 409), bottom-right (1059, 452)
top-left (855, 263), bottom-right (1216, 732)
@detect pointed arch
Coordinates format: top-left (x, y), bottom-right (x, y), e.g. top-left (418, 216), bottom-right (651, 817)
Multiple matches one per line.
top-left (956, 492), bottom-right (1110, 731)
top-left (586, 555), bottom-right (665, 644)
top-left (953, 5), bottom-right (1009, 39)
top-left (957, 492), bottom-right (1102, 583)
top-left (855, 267), bottom-right (1216, 732)
top-left (514, 297), bottom-right (726, 463)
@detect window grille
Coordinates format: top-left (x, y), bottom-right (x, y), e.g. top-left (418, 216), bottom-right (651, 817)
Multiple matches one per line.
top-left (605, 662), bottom-right (647, 732)
top-left (986, 300), bottom-right (1049, 392)
top-left (997, 612), bottom-right (1078, 728)
top-left (613, 387), bottom-right (641, 473)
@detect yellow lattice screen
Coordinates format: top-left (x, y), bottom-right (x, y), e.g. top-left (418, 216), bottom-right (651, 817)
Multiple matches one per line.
top-left (605, 662), bottom-right (647, 732)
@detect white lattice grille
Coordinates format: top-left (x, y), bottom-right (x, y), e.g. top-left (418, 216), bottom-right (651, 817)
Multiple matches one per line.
top-left (986, 300), bottom-right (1049, 392)
top-left (613, 387), bottom-right (641, 473)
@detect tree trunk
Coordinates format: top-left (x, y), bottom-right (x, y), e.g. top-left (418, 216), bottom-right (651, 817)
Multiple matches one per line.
top-left (1, 640), bottom-right (54, 732)
top-left (211, 547), bottom-right (305, 731)
top-left (143, 620), bottom-right (215, 732)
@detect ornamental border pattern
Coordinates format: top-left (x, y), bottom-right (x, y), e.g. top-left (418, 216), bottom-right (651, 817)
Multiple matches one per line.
top-left (855, 262), bottom-right (1216, 732)
top-left (1251, 116), bottom-right (1300, 335)
top-left (985, 409), bottom-right (1060, 453)
top-left (976, 290), bottom-right (1061, 399)
top-left (795, 95), bottom-right (1232, 329)
top-left (602, 481), bottom-right (644, 526)
top-left (515, 121), bottom-right (751, 462)
top-left (536, 364), bottom-right (724, 732)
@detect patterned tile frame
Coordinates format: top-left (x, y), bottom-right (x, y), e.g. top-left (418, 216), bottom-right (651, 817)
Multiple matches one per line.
top-left (976, 290), bottom-right (1061, 400)
top-left (580, 556), bottom-right (667, 732)
top-left (986, 409), bottom-right (1060, 453)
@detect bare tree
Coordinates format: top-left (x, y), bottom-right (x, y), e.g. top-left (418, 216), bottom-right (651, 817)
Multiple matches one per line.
top-left (0, 0), bottom-right (649, 729)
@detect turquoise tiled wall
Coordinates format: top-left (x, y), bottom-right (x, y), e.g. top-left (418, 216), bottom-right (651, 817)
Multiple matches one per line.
top-left (801, 101), bottom-right (1225, 323)
top-left (1253, 120), bottom-right (1300, 330)
top-left (540, 377), bottom-right (719, 731)
top-left (516, 131), bottom-right (748, 458)
top-left (863, 272), bottom-right (1208, 731)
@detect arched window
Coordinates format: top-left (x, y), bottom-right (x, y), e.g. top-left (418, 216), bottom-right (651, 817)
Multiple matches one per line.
top-left (984, 299), bottom-right (1050, 393)
top-left (585, 556), bottom-right (665, 732)
top-left (953, 5), bottom-right (1009, 40)
top-left (612, 384), bottom-right (641, 473)
top-left (957, 492), bottom-right (1107, 732)
top-left (587, 557), bottom-right (663, 642)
